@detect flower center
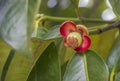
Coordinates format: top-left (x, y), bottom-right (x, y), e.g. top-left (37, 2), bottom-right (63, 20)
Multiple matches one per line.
top-left (66, 32), bottom-right (82, 49)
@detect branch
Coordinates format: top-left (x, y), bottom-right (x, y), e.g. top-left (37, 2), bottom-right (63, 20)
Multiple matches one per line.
top-left (37, 14), bottom-right (116, 24)
top-left (37, 14), bottom-right (120, 35)
top-left (89, 20), bottom-right (120, 35)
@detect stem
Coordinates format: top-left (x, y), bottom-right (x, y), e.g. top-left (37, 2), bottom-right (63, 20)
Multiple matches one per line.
top-left (74, 6), bottom-right (84, 23)
top-left (70, 0), bottom-right (82, 22)
top-left (37, 14), bottom-right (120, 35)
top-left (37, 14), bottom-right (115, 24)
top-left (110, 70), bottom-right (115, 81)
top-left (89, 20), bottom-right (120, 35)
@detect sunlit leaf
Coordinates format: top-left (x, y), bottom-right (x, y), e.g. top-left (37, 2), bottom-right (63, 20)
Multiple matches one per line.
top-left (0, 0), bottom-right (41, 54)
top-left (5, 39), bottom-right (52, 81)
top-left (1, 49), bottom-right (15, 81)
top-left (31, 38), bottom-right (53, 59)
top-left (0, 39), bottom-right (11, 79)
top-left (63, 50), bottom-right (109, 81)
top-left (109, 0), bottom-right (120, 17)
top-left (27, 42), bottom-right (61, 81)
top-left (5, 52), bottom-right (31, 81)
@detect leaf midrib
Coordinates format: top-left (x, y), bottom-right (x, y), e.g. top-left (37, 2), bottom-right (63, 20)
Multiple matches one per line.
top-left (83, 52), bottom-right (89, 81)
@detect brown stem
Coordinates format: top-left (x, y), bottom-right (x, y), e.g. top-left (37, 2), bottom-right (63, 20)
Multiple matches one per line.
top-left (89, 20), bottom-right (120, 35)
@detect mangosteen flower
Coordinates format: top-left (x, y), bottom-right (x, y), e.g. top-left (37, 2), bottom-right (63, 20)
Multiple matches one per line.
top-left (60, 21), bottom-right (91, 52)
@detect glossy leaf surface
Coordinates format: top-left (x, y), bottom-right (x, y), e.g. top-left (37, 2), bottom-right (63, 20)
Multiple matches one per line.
top-left (63, 50), bottom-right (109, 81)
top-left (5, 39), bottom-right (52, 81)
top-left (0, 0), bottom-right (41, 53)
top-left (27, 42), bottom-right (61, 81)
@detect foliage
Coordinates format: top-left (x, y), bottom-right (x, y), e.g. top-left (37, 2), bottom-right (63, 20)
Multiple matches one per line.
top-left (0, 0), bottom-right (120, 81)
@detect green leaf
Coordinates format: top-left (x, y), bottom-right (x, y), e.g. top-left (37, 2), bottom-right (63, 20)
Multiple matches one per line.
top-left (90, 28), bottom-right (117, 59)
top-left (0, 0), bottom-right (41, 53)
top-left (36, 25), bottom-right (75, 64)
top-left (106, 38), bottom-right (120, 72)
top-left (109, 0), bottom-right (120, 17)
top-left (36, 27), bottom-right (48, 38)
top-left (37, 25), bottom-right (61, 40)
top-left (5, 52), bottom-right (31, 81)
top-left (1, 49), bottom-right (15, 81)
top-left (27, 42), bottom-right (61, 81)
top-left (61, 61), bottom-right (68, 79)
top-left (5, 39), bottom-right (52, 81)
top-left (106, 37), bottom-right (120, 81)
top-left (63, 50), bottom-right (109, 81)
top-left (0, 39), bottom-right (11, 76)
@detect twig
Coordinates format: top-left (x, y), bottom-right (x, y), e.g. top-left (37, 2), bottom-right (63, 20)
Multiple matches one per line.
top-left (36, 14), bottom-right (120, 35)
top-left (37, 14), bottom-right (116, 24)
top-left (89, 20), bottom-right (120, 35)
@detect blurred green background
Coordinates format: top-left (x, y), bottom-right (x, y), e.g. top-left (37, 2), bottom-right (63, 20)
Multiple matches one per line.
top-left (0, 0), bottom-right (118, 80)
